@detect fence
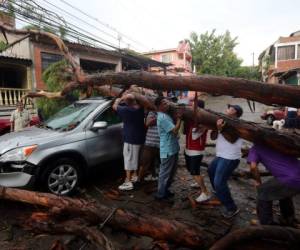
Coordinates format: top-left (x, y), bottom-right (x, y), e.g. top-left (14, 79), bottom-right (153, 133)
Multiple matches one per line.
top-left (0, 88), bottom-right (30, 106)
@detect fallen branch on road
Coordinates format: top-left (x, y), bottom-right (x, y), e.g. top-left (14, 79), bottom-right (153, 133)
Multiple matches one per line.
top-left (0, 187), bottom-right (205, 248)
top-left (210, 226), bottom-right (300, 250)
top-left (26, 213), bottom-right (116, 250)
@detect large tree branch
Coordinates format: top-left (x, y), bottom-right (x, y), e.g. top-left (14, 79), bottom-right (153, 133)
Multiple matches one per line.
top-left (65, 70), bottom-right (300, 108)
top-left (26, 213), bottom-right (117, 250)
top-left (107, 88), bottom-right (300, 157)
top-left (210, 226), bottom-right (300, 250)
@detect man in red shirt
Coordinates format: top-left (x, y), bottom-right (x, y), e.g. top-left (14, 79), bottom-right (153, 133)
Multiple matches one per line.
top-left (184, 99), bottom-right (210, 202)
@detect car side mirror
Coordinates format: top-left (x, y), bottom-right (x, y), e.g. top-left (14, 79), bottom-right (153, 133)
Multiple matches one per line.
top-left (92, 121), bottom-right (108, 131)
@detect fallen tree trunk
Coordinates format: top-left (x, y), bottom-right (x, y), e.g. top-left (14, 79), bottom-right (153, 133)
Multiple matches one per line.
top-left (103, 85), bottom-right (300, 157)
top-left (0, 187), bottom-right (204, 248)
top-left (124, 87), bottom-right (300, 157)
top-left (63, 70), bottom-right (300, 108)
top-left (27, 85), bottom-right (300, 156)
top-left (26, 213), bottom-right (117, 250)
top-left (210, 226), bottom-right (300, 250)
top-left (186, 108), bottom-right (300, 157)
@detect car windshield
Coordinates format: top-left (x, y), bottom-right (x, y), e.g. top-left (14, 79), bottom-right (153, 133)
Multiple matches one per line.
top-left (45, 102), bottom-right (99, 131)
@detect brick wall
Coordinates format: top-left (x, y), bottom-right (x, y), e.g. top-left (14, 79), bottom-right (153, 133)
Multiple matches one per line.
top-left (277, 60), bottom-right (300, 72)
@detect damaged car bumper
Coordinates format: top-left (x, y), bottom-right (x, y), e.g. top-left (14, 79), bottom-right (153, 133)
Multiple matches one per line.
top-left (0, 162), bottom-right (39, 188)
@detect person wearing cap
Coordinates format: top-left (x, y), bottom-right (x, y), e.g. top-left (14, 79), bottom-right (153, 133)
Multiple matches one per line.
top-left (208, 104), bottom-right (243, 218)
top-left (184, 99), bottom-right (210, 202)
top-left (113, 93), bottom-right (145, 191)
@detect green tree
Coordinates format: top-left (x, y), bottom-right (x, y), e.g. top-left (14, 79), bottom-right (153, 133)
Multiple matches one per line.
top-left (189, 30), bottom-right (242, 76)
top-left (234, 66), bottom-right (261, 81)
top-left (0, 41), bottom-right (7, 51)
top-left (36, 60), bottom-right (78, 120)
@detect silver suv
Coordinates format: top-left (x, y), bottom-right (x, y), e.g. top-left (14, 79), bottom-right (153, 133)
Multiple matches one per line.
top-left (0, 97), bottom-right (123, 195)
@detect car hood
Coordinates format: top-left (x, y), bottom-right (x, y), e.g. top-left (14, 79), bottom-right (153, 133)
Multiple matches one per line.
top-left (0, 126), bottom-right (62, 154)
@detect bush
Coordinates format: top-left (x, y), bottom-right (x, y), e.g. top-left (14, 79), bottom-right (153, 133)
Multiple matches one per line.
top-left (36, 60), bottom-right (78, 120)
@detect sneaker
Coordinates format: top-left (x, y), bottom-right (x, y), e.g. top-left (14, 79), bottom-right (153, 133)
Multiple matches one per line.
top-left (195, 193), bottom-right (211, 203)
top-left (131, 175), bottom-right (138, 183)
top-left (118, 182), bottom-right (134, 191)
top-left (221, 208), bottom-right (240, 219)
top-left (190, 182), bottom-right (200, 188)
top-left (151, 176), bottom-right (158, 181)
top-left (144, 174), bottom-right (153, 182)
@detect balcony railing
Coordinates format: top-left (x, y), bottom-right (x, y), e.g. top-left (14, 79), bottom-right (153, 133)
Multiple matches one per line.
top-left (0, 88), bottom-right (30, 106)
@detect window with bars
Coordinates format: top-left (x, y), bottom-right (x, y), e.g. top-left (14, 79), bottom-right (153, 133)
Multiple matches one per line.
top-left (41, 52), bottom-right (63, 72)
top-left (277, 45), bottom-right (295, 60)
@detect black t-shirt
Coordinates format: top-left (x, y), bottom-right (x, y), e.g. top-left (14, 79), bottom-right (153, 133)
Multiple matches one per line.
top-left (117, 104), bottom-right (145, 145)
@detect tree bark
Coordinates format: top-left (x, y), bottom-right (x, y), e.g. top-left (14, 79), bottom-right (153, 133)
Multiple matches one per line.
top-left (65, 70), bottom-right (300, 108)
top-left (210, 226), bottom-right (300, 250)
top-left (0, 187), bottom-right (204, 248)
top-left (26, 213), bottom-right (117, 250)
top-left (184, 107), bottom-right (300, 157)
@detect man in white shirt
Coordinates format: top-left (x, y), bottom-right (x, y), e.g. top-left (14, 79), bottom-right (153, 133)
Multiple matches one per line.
top-left (208, 104), bottom-right (243, 218)
top-left (10, 102), bottom-right (31, 132)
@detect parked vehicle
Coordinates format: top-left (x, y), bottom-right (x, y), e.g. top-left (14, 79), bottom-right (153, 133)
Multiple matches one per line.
top-left (261, 107), bottom-right (300, 125)
top-left (0, 97), bottom-right (123, 195)
top-left (0, 99), bottom-right (40, 135)
top-left (261, 107), bottom-right (286, 125)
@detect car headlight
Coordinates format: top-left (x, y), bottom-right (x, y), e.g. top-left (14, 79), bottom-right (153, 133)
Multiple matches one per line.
top-left (0, 145), bottom-right (37, 162)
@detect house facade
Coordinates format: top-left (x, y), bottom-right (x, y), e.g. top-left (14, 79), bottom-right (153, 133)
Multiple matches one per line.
top-left (0, 13), bottom-right (167, 108)
top-left (143, 40), bottom-right (193, 75)
top-left (259, 31), bottom-right (300, 85)
top-left (143, 40), bottom-right (194, 98)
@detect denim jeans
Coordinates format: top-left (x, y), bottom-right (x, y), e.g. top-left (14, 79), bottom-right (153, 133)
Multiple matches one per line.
top-left (208, 157), bottom-right (240, 211)
top-left (156, 153), bottom-right (178, 198)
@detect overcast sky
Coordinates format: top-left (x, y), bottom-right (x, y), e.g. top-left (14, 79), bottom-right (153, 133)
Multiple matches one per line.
top-left (31, 0), bottom-right (300, 65)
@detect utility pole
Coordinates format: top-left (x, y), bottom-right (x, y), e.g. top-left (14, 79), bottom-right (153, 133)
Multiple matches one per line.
top-left (117, 33), bottom-right (122, 49)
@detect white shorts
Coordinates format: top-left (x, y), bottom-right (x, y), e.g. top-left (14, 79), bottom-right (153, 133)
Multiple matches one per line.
top-left (123, 143), bottom-right (142, 171)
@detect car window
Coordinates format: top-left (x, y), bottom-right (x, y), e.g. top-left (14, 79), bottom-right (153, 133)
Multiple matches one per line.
top-left (95, 107), bottom-right (121, 126)
top-left (45, 102), bottom-right (99, 131)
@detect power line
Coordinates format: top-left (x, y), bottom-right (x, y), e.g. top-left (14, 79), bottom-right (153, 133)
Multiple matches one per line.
top-left (57, 0), bottom-right (150, 50)
top-left (7, 0), bottom-right (121, 50)
top-left (1, 1), bottom-right (148, 68)
top-left (39, 0), bottom-right (127, 47)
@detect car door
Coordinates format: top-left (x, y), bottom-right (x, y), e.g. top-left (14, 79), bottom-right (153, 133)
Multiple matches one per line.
top-left (85, 107), bottom-right (123, 167)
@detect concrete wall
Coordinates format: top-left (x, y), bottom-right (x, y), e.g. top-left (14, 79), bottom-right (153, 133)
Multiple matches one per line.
top-left (0, 33), bottom-right (31, 59)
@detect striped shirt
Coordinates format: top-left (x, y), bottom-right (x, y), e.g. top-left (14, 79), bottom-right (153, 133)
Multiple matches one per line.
top-left (145, 112), bottom-right (160, 148)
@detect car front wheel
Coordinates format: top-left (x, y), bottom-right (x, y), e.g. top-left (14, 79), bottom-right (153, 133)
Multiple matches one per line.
top-left (42, 158), bottom-right (82, 195)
